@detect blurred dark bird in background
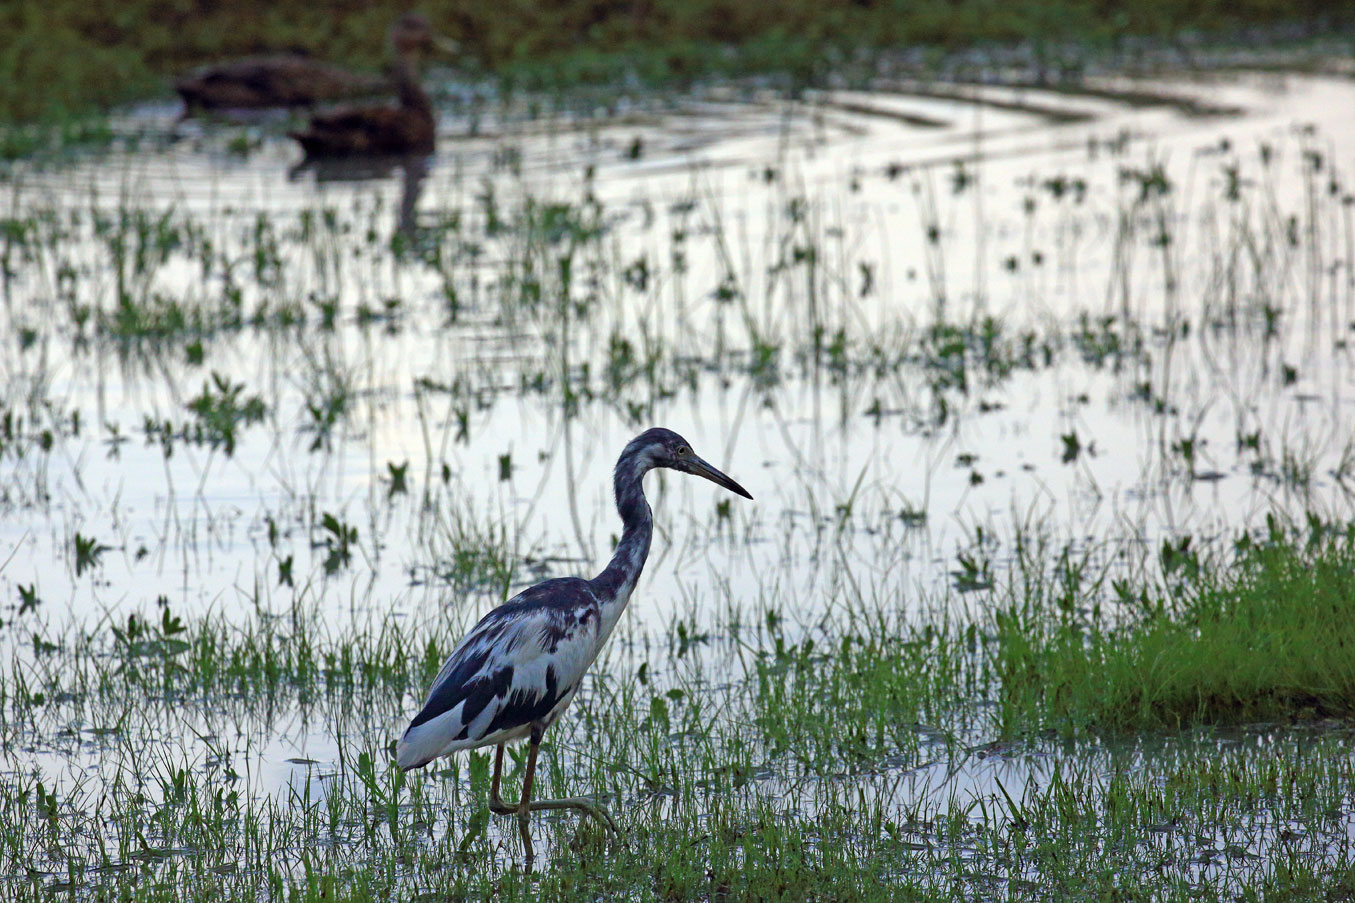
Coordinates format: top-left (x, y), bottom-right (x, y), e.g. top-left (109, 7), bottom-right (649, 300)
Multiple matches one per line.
top-left (176, 12), bottom-right (456, 120)
top-left (288, 13), bottom-right (457, 156)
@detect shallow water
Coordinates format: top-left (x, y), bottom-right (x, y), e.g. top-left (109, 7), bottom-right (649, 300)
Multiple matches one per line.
top-left (2, 68), bottom-right (1355, 890)
top-left (4, 71), bottom-right (1353, 637)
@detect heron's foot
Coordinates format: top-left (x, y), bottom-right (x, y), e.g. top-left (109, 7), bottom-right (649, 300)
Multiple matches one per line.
top-left (527, 795), bottom-right (619, 833)
top-left (487, 794), bottom-right (618, 833)
top-left (489, 788), bottom-right (514, 814)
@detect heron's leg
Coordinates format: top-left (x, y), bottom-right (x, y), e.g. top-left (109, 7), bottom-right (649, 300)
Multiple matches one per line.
top-left (514, 730), bottom-right (618, 834)
top-left (488, 744), bottom-right (513, 813)
top-left (517, 739), bottom-right (540, 861)
top-left (485, 732), bottom-right (619, 840)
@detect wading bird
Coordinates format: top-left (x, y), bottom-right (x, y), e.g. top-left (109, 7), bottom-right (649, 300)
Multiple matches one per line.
top-left (176, 50), bottom-right (389, 116)
top-left (177, 13), bottom-right (453, 114)
top-left (289, 13), bottom-right (454, 156)
top-left (396, 428), bottom-right (752, 860)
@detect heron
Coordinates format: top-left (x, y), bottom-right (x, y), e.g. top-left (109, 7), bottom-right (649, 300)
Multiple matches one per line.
top-left (396, 428), bottom-right (752, 860)
top-left (288, 14), bottom-right (456, 156)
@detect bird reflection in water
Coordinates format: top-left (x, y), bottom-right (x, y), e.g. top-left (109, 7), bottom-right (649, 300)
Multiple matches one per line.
top-left (288, 154), bottom-right (430, 244)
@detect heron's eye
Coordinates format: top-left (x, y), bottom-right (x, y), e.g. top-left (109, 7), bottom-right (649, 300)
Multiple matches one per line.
top-left (676, 446), bottom-right (689, 457)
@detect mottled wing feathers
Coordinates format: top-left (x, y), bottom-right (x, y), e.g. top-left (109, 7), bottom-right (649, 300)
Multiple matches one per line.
top-left (396, 579), bottom-right (603, 770)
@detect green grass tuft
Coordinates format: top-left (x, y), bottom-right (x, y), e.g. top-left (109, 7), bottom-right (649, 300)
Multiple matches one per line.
top-left (998, 524), bottom-right (1355, 733)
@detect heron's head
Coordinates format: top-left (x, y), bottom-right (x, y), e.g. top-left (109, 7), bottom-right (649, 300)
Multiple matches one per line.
top-left (390, 13), bottom-right (461, 58)
top-left (624, 428), bottom-right (753, 499)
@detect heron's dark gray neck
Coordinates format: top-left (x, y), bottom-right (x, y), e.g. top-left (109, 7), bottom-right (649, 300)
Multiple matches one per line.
top-left (590, 447), bottom-right (654, 632)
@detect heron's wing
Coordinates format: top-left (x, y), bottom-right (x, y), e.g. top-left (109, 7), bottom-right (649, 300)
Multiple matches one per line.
top-left (396, 578), bottom-right (602, 769)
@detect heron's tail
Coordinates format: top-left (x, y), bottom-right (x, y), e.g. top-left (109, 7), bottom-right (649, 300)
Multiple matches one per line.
top-left (395, 724), bottom-right (438, 771)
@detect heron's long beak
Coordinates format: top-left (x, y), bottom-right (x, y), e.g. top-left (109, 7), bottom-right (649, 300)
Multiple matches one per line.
top-left (686, 456), bottom-right (753, 500)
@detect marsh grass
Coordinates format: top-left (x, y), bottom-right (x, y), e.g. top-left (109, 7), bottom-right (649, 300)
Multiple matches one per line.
top-left (994, 521), bottom-right (1355, 733)
top-left (3, 73), bottom-right (1355, 901)
top-left (3, 520), bottom-right (1355, 900)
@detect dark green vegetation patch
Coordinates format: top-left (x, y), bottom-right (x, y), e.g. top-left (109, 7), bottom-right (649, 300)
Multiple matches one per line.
top-left (996, 521), bottom-right (1355, 733)
top-left (1, 0), bottom-right (1349, 123)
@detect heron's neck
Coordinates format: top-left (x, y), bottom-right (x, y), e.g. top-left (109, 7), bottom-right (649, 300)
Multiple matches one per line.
top-left (591, 455), bottom-right (653, 637)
